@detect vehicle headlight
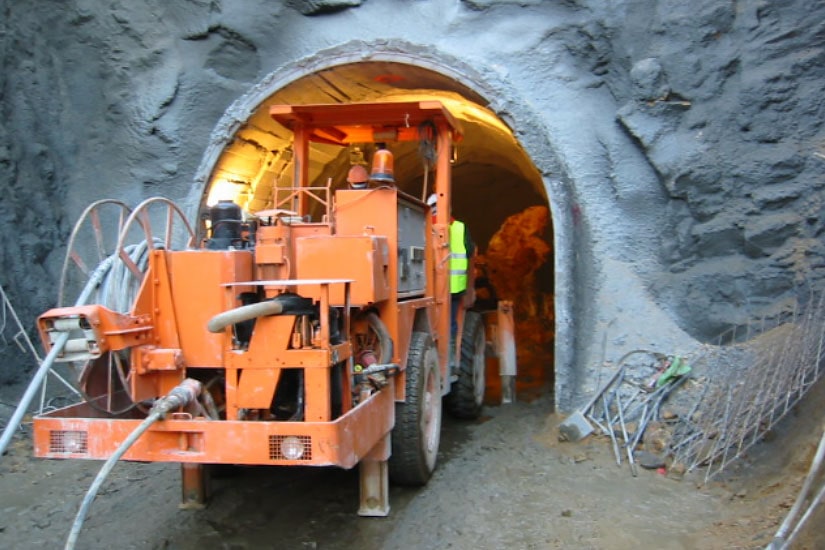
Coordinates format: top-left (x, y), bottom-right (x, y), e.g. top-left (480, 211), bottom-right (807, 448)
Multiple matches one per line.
top-left (281, 435), bottom-right (305, 460)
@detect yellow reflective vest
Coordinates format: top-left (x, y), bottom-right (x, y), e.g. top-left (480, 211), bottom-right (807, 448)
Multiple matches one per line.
top-left (449, 220), bottom-right (468, 294)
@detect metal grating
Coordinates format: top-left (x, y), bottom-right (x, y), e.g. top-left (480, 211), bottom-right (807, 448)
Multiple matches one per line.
top-left (269, 434), bottom-right (312, 460)
top-left (49, 430), bottom-right (89, 454)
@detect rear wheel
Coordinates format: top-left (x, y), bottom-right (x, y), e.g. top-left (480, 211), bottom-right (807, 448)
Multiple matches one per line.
top-left (446, 310), bottom-right (486, 419)
top-left (389, 331), bottom-right (442, 486)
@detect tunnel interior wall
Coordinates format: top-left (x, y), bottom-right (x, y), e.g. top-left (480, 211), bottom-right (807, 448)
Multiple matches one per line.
top-left (1, 0), bottom-right (823, 411)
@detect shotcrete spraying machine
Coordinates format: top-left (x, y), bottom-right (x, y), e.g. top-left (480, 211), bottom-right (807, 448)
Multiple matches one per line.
top-left (19, 101), bottom-right (490, 529)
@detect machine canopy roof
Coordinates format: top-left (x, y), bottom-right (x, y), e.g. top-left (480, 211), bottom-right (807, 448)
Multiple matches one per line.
top-left (269, 100), bottom-right (463, 145)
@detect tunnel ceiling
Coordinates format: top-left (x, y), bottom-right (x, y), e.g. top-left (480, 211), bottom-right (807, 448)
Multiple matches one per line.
top-left (206, 61), bottom-right (546, 228)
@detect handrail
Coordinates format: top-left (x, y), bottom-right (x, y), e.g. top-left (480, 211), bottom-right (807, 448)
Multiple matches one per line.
top-left (274, 179), bottom-right (332, 222)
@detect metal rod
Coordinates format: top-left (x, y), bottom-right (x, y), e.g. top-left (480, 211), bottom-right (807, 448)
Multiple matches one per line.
top-left (628, 403), bottom-right (649, 452)
top-left (602, 393), bottom-right (621, 466)
top-left (615, 387), bottom-right (636, 476)
top-left (586, 413), bottom-right (609, 436)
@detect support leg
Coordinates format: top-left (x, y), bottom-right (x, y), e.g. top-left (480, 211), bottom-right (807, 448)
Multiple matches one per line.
top-left (358, 434), bottom-right (390, 517)
top-left (180, 463), bottom-right (208, 509)
top-left (497, 300), bottom-right (517, 405)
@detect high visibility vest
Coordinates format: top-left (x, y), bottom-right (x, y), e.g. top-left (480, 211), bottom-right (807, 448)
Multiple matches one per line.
top-left (449, 220), bottom-right (468, 294)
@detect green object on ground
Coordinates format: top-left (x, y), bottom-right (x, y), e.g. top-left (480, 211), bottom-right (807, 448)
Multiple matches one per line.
top-left (656, 356), bottom-right (691, 387)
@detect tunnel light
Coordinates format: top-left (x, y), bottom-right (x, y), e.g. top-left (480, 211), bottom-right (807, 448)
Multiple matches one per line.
top-left (280, 435), bottom-right (305, 460)
top-left (206, 179), bottom-right (249, 207)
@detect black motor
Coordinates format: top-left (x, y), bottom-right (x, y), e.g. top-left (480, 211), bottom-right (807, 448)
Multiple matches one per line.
top-left (206, 200), bottom-right (242, 250)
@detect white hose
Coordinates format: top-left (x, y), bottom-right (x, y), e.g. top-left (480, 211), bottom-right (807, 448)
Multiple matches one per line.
top-left (785, 480), bottom-right (825, 547)
top-left (0, 251), bottom-right (124, 456)
top-left (767, 423), bottom-right (825, 549)
top-left (64, 411), bottom-right (160, 550)
top-left (64, 379), bottom-right (202, 550)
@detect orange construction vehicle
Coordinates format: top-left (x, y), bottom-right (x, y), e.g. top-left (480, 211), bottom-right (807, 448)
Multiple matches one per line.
top-left (27, 101), bottom-right (488, 519)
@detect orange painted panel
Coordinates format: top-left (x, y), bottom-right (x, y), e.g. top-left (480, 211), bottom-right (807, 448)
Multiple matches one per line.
top-left (295, 235), bottom-right (389, 305)
top-left (166, 250), bottom-right (253, 367)
top-left (236, 368), bottom-right (281, 409)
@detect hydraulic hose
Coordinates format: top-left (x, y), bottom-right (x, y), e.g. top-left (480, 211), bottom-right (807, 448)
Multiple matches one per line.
top-left (207, 299), bottom-right (284, 333)
top-left (64, 379), bottom-right (202, 550)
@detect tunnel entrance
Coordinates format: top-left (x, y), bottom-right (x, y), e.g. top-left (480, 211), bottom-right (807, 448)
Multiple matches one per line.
top-left (194, 59), bottom-right (555, 404)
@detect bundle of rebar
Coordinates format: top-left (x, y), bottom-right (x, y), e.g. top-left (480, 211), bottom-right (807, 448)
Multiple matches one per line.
top-left (582, 352), bottom-right (688, 475)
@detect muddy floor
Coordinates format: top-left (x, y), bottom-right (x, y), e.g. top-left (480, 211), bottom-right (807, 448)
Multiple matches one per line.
top-left (1, 386), bottom-right (824, 550)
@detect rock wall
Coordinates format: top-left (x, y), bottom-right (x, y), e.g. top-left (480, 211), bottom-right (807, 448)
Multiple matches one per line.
top-left (606, 1), bottom-right (825, 339)
top-left (1, 0), bottom-right (822, 409)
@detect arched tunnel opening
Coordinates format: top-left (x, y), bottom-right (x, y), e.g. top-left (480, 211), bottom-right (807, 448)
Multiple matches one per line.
top-left (199, 61), bottom-right (555, 404)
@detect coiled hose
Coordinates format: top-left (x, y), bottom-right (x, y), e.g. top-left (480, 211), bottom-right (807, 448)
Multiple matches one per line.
top-left (97, 239), bottom-right (161, 313)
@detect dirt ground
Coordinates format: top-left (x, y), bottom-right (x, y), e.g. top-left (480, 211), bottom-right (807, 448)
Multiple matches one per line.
top-left (1, 383), bottom-right (824, 550)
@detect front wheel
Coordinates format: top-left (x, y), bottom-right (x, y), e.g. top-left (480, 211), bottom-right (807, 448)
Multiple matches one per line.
top-left (446, 310), bottom-right (486, 419)
top-left (389, 331), bottom-right (442, 486)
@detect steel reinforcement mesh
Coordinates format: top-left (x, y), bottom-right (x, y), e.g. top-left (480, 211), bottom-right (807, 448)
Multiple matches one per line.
top-left (668, 289), bottom-right (825, 481)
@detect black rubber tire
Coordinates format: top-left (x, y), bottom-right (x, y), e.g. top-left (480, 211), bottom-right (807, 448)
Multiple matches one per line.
top-left (446, 310), bottom-right (486, 419)
top-left (389, 331), bottom-right (442, 486)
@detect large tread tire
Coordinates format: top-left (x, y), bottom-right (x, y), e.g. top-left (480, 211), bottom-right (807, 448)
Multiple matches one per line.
top-left (389, 331), bottom-right (442, 486)
top-left (446, 310), bottom-right (486, 419)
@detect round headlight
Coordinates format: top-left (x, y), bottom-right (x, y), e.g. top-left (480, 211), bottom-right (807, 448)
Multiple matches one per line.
top-left (63, 431), bottom-right (86, 453)
top-left (281, 436), bottom-right (305, 460)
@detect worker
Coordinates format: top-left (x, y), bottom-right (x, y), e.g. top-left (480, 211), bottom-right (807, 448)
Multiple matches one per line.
top-left (427, 193), bottom-right (475, 362)
top-left (346, 164), bottom-right (369, 189)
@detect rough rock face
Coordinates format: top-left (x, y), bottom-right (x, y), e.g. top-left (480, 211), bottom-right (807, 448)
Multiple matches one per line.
top-left (0, 0), bottom-right (822, 409)
top-left (608, 1), bottom-right (825, 337)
